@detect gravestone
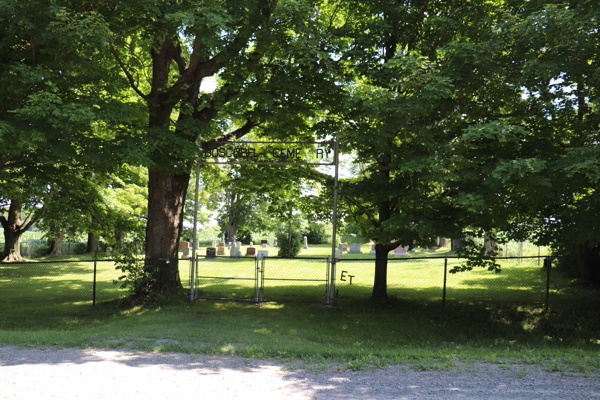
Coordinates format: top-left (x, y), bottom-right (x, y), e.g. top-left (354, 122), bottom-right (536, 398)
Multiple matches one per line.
top-left (231, 247), bottom-right (241, 258)
top-left (303, 236), bottom-right (308, 249)
top-left (235, 241), bottom-right (242, 249)
top-left (261, 243), bottom-right (268, 247)
top-left (206, 247), bottom-right (216, 258)
top-left (228, 241), bottom-right (232, 247)
top-left (349, 243), bottom-right (362, 254)
top-left (217, 246), bottom-right (225, 255)
top-left (257, 250), bottom-right (268, 259)
top-left (249, 242), bottom-right (253, 247)
top-left (393, 246), bottom-right (407, 256)
top-left (218, 242), bottom-right (225, 247)
top-left (179, 241), bottom-right (189, 250)
top-left (428, 247), bottom-right (437, 252)
top-left (246, 247), bottom-right (256, 256)
top-left (211, 240), bottom-right (217, 248)
top-left (370, 244), bottom-right (376, 254)
top-left (335, 248), bottom-right (342, 259)
top-left (267, 237), bottom-right (275, 246)
top-left (342, 243), bottom-right (349, 251)
top-left (182, 247), bottom-right (190, 257)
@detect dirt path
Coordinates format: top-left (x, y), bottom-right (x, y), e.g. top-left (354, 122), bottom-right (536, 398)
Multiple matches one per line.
top-left (1, 347), bottom-right (598, 399)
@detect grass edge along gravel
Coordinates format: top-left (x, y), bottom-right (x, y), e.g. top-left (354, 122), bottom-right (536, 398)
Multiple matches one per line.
top-left (1, 245), bottom-right (599, 376)
top-left (1, 297), bottom-right (599, 377)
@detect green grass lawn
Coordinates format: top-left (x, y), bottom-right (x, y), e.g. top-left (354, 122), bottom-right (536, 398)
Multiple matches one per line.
top-left (1, 244), bottom-right (599, 374)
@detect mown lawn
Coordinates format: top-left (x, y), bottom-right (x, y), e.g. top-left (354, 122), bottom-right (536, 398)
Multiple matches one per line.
top-left (1, 245), bottom-right (599, 374)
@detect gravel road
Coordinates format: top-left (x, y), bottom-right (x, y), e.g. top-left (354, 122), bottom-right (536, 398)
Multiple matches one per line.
top-left (1, 346), bottom-right (599, 399)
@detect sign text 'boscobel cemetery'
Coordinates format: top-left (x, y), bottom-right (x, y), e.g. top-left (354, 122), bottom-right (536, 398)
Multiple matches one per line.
top-left (201, 142), bottom-right (334, 165)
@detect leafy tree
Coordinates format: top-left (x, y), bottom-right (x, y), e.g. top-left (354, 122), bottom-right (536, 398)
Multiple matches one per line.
top-left (0, 1), bottom-right (145, 259)
top-left (304, 222), bottom-right (327, 244)
top-left (326, 0), bottom-right (517, 298)
top-left (105, 0), bottom-right (341, 293)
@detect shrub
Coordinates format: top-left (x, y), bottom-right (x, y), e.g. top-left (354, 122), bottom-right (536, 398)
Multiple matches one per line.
top-left (276, 230), bottom-right (302, 257)
top-left (305, 223), bottom-right (327, 244)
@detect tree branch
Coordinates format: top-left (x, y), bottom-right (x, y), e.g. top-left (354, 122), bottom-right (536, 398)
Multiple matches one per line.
top-left (110, 45), bottom-right (149, 100)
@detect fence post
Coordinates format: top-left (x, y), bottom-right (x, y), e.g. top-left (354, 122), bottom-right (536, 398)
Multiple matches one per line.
top-left (442, 258), bottom-right (448, 311)
top-left (544, 257), bottom-right (551, 313)
top-left (325, 256), bottom-right (330, 304)
top-left (92, 256), bottom-right (97, 307)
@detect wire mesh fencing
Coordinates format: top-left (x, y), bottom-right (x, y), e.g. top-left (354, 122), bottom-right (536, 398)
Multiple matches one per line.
top-left (190, 255), bottom-right (330, 303)
top-left (0, 255), bottom-right (564, 310)
top-left (336, 256), bottom-right (552, 309)
top-left (0, 259), bottom-right (127, 306)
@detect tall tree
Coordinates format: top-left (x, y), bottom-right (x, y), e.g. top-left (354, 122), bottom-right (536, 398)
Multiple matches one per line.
top-left (105, 0), bottom-right (340, 293)
top-left (327, 0), bottom-right (517, 298)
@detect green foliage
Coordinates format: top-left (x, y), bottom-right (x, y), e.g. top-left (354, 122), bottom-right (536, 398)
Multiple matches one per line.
top-left (276, 230), bottom-right (302, 257)
top-left (304, 222), bottom-right (327, 245)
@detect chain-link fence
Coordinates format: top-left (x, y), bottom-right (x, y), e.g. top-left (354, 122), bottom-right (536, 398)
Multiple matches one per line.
top-left (190, 255), bottom-right (330, 303)
top-left (0, 259), bottom-right (126, 306)
top-left (336, 256), bottom-right (554, 309)
top-left (0, 255), bottom-right (566, 310)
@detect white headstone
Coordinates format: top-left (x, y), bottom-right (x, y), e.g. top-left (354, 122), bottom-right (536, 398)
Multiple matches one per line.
top-left (261, 243), bottom-right (268, 247)
top-left (211, 240), bottom-right (217, 248)
top-left (235, 241), bottom-right (242, 249)
top-left (183, 247), bottom-right (190, 257)
top-left (249, 242), bottom-right (253, 247)
top-left (257, 250), bottom-right (268, 259)
top-left (335, 248), bottom-right (342, 259)
top-left (303, 236), bottom-right (308, 249)
top-left (231, 248), bottom-right (241, 257)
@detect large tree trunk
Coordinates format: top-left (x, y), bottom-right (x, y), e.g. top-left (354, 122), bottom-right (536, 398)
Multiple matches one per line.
top-left (145, 169), bottom-right (190, 293)
top-left (372, 243), bottom-right (390, 299)
top-left (0, 199), bottom-right (41, 261)
top-left (48, 231), bottom-right (64, 256)
top-left (579, 242), bottom-right (600, 284)
top-left (86, 231), bottom-right (98, 253)
top-left (2, 226), bottom-right (23, 261)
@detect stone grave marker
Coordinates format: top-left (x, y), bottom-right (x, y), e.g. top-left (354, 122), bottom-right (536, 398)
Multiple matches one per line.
top-left (349, 243), bottom-right (362, 254)
top-left (206, 247), bottom-right (216, 258)
top-left (370, 244), bottom-right (376, 254)
top-left (303, 236), bottom-right (308, 249)
top-left (179, 241), bottom-right (189, 250)
top-left (182, 247), bottom-right (190, 257)
top-left (342, 243), bottom-right (349, 251)
top-left (217, 246), bottom-right (225, 255)
top-left (246, 247), bottom-right (256, 256)
top-left (393, 246), bottom-right (407, 256)
top-left (211, 240), bottom-right (217, 248)
top-left (257, 250), bottom-right (268, 259)
top-left (231, 247), bottom-right (241, 258)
